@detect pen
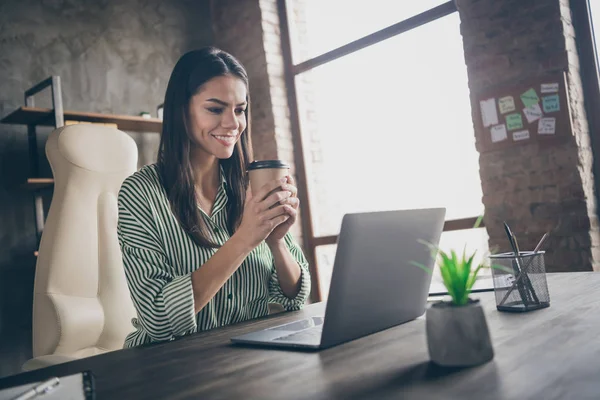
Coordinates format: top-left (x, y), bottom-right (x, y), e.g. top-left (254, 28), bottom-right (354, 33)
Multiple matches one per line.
top-left (499, 232), bottom-right (549, 306)
top-left (511, 232), bottom-right (539, 304)
top-left (12, 377), bottom-right (60, 400)
top-left (533, 233), bottom-right (549, 253)
top-left (503, 222), bottom-right (530, 305)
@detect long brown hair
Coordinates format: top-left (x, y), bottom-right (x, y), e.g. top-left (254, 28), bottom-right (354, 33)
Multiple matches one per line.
top-left (157, 47), bottom-right (253, 248)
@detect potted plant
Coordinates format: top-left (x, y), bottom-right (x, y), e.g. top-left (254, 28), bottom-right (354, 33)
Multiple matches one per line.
top-left (412, 216), bottom-right (495, 367)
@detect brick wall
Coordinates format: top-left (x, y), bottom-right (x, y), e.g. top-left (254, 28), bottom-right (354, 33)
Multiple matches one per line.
top-left (457, 0), bottom-right (600, 271)
top-left (210, 0), bottom-right (275, 159)
top-left (210, 0), bottom-right (304, 243)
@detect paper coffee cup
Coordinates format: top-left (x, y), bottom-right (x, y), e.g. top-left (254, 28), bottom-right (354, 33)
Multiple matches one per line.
top-left (247, 160), bottom-right (290, 197)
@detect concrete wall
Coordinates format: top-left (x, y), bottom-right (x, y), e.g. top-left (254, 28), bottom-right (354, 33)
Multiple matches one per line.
top-left (0, 0), bottom-right (212, 377)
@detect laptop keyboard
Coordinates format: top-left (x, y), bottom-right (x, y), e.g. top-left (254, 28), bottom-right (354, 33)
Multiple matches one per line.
top-left (274, 326), bottom-right (323, 342)
top-left (268, 317), bottom-right (323, 332)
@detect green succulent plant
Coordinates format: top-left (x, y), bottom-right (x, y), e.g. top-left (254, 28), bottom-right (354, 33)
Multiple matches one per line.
top-left (411, 215), bottom-right (497, 306)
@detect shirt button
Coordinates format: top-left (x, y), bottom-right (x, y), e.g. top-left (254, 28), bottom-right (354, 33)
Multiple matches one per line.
top-left (227, 293), bottom-right (233, 300)
top-left (213, 227), bottom-right (220, 233)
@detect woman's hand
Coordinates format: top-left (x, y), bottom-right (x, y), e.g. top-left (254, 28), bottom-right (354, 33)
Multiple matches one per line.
top-left (234, 177), bottom-right (294, 250)
top-left (266, 175), bottom-right (299, 246)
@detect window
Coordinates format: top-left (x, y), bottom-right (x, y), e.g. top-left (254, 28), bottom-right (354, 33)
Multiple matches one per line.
top-left (289, 0), bottom-right (450, 64)
top-left (283, 1), bottom-right (488, 300)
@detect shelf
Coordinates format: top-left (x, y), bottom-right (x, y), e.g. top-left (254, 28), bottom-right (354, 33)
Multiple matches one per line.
top-left (24, 178), bottom-right (54, 190)
top-left (1, 107), bottom-right (162, 133)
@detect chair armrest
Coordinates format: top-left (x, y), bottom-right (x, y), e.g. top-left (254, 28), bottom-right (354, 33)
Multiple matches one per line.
top-left (21, 354), bottom-right (78, 372)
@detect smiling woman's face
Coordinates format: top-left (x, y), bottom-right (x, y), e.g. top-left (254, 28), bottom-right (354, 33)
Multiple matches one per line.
top-left (187, 74), bottom-right (248, 161)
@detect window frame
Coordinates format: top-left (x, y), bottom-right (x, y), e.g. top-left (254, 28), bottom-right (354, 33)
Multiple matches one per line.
top-left (570, 0), bottom-right (600, 230)
top-left (277, 0), bottom-right (485, 301)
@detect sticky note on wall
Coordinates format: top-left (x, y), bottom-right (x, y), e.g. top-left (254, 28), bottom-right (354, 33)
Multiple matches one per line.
top-left (491, 124), bottom-right (508, 143)
top-left (506, 113), bottom-right (524, 131)
top-left (523, 103), bottom-right (543, 123)
top-left (542, 95), bottom-right (560, 113)
top-left (541, 83), bottom-right (559, 93)
top-left (538, 117), bottom-right (556, 134)
top-left (480, 98), bottom-right (498, 127)
top-left (513, 130), bottom-right (530, 141)
top-left (520, 88), bottom-right (539, 108)
top-left (498, 96), bottom-right (515, 114)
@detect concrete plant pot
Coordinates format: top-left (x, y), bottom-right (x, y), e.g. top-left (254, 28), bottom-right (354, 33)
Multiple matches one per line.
top-left (426, 299), bottom-right (494, 367)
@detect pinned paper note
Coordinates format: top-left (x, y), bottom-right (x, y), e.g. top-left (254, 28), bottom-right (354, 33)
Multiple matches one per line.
top-left (538, 117), bottom-right (556, 134)
top-left (523, 103), bottom-right (543, 123)
top-left (506, 113), bottom-right (524, 131)
top-left (520, 88), bottom-right (540, 108)
top-left (542, 94), bottom-right (560, 113)
top-left (490, 124), bottom-right (508, 143)
top-left (541, 83), bottom-right (559, 93)
top-left (480, 98), bottom-right (498, 127)
top-left (498, 96), bottom-right (516, 114)
top-left (513, 129), bottom-right (530, 141)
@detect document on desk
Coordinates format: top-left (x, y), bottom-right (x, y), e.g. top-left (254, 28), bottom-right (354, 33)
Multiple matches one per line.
top-left (0, 371), bottom-right (94, 400)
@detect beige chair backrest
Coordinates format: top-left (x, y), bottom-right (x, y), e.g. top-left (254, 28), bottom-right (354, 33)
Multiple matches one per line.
top-left (31, 124), bottom-right (137, 361)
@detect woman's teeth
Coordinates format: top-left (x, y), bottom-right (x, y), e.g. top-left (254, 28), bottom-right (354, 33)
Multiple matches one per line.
top-left (214, 135), bottom-right (236, 144)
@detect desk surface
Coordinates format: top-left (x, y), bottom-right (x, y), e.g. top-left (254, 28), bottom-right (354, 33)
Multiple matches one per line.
top-left (1, 272), bottom-right (599, 399)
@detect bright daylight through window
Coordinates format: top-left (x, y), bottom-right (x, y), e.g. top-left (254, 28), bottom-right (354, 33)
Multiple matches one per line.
top-left (288, 0), bottom-right (488, 298)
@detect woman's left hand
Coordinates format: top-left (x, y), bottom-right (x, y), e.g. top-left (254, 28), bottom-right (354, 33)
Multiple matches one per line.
top-left (266, 175), bottom-right (299, 245)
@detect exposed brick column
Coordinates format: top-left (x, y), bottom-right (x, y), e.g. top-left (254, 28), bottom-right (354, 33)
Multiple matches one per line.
top-left (210, 0), bottom-right (304, 242)
top-left (457, 0), bottom-right (600, 271)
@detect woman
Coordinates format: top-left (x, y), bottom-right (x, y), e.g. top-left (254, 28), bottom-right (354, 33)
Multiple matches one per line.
top-left (117, 47), bottom-right (310, 347)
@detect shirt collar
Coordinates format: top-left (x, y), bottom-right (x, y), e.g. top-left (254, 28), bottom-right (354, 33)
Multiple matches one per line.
top-left (205, 165), bottom-right (228, 219)
top-left (219, 165), bottom-right (228, 190)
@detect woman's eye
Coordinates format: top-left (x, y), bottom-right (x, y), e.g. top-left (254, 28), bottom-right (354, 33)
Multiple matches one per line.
top-left (235, 108), bottom-right (246, 115)
top-left (207, 108), bottom-right (223, 114)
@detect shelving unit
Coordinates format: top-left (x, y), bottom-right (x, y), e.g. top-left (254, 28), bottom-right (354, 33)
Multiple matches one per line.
top-left (24, 178), bottom-right (55, 190)
top-left (2, 107), bottom-right (162, 133)
top-left (0, 76), bottom-right (162, 252)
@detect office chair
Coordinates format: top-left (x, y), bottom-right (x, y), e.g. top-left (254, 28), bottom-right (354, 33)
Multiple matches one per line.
top-left (22, 124), bottom-right (138, 371)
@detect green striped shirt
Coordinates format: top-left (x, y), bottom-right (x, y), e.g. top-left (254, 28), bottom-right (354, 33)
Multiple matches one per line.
top-left (117, 164), bottom-right (311, 348)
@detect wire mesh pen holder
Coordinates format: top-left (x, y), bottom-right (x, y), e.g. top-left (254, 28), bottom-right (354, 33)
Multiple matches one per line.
top-left (489, 251), bottom-right (550, 312)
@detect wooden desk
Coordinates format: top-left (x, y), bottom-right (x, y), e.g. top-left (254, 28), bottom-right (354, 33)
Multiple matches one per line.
top-left (1, 272), bottom-right (599, 399)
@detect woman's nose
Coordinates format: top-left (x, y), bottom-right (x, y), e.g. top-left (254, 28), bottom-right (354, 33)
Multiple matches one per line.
top-left (221, 110), bottom-right (239, 130)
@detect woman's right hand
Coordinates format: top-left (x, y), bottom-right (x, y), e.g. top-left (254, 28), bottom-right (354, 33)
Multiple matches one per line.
top-left (234, 177), bottom-right (293, 249)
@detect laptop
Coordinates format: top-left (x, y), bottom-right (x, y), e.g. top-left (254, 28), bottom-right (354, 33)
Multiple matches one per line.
top-left (230, 207), bottom-right (446, 350)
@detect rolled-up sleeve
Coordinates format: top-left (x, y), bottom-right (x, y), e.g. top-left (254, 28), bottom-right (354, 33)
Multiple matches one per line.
top-left (268, 232), bottom-right (311, 310)
top-left (118, 181), bottom-right (197, 343)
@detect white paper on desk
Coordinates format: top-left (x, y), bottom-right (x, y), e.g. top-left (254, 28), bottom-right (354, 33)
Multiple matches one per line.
top-left (0, 372), bottom-right (88, 400)
top-left (480, 98), bottom-right (498, 127)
